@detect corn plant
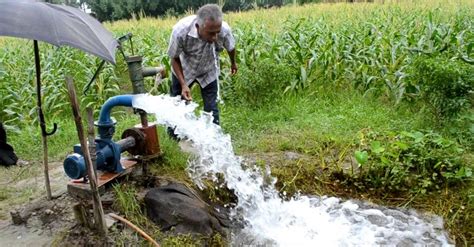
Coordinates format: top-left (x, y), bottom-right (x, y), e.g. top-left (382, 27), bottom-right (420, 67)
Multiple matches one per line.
top-left (1, 0), bottom-right (473, 127)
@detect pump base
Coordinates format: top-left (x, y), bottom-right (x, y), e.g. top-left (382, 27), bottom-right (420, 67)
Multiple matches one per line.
top-left (67, 159), bottom-right (138, 199)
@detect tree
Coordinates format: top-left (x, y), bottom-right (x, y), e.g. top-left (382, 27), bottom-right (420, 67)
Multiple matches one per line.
top-left (80, 0), bottom-right (308, 22)
top-left (45, 0), bottom-right (81, 7)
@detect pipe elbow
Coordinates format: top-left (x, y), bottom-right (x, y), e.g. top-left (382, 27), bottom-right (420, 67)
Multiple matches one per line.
top-left (98, 95), bottom-right (134, 126)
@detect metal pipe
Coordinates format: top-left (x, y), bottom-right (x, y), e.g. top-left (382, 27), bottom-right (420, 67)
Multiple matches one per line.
top-left (97, 94), bottom-right (134, 126)
top-left (142, 67), bottom-right (163, 77)
top-left (127, 56), bottom-right (145, 94)
top-left (116, 136), bottom-right (136, 151)
top-left (140, 113), bottom-right (148, 127)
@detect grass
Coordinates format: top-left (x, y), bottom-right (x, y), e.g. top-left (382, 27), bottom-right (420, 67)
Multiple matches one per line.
top-left (222, 88), bottom-right (432, 153)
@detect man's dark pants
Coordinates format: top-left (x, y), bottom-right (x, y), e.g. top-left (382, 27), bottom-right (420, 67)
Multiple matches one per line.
top-left (167, 74), bottom-right (220, 139)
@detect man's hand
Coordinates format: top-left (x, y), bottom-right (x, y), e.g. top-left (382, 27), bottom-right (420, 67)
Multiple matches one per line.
top-left (228, 49), bottom-right (237, 75)
top-left (181, 84), bottom-right (192, 101)
top-left (231, 62), bottom-right (238, 75)
top-left (171, 57), bottom-right (192, 101)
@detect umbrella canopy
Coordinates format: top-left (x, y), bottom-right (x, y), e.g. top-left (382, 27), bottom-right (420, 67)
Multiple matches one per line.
top-left (0, 0), bottom-right (118, 64)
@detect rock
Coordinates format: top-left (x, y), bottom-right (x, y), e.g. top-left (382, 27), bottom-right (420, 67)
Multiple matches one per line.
top-left (104, 214), bottom-right (118, 228)
top-left (10, 210), bottom-right (25, 225)
top-left (144, 182), bottom-right (229, 236)
top-left (284, 151), bottom-right (300, 160)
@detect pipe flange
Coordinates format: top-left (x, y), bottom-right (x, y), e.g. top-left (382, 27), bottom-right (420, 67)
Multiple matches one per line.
top-left (121, 128), bottom-right (145, 155)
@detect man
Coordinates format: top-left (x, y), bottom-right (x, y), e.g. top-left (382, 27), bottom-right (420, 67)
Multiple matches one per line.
top-left (167, 4), bottom-right (237, 127)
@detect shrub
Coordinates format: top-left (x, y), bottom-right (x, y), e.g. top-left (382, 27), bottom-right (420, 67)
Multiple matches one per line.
top-left (348, 129), bottom-right (471, 194)
top-left (411, 57), bottom-right (474, 120)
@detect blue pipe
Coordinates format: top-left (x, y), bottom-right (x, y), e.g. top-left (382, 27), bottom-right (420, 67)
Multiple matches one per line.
top-left (98, 94), bottom-right (134, 126)
top-left (97, 94), bottom-right (134, 139)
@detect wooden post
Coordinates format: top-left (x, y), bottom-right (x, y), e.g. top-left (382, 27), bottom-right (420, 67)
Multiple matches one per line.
top-left (87, 108), bottom-right (98, 178)
top-left (66, 77), bottom-right (107, 236)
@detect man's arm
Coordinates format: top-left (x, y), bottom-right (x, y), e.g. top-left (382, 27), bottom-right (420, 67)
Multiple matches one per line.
top-left (168, 30), bottom-right (192, 101)
top-left (171, 57), bottom-right (192, 101)
top-left (227, 49), bottom-right (237, 75)
top-left (222, 22), bottom-right (237, 75)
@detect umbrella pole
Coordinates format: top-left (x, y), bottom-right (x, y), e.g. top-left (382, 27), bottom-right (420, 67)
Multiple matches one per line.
top-left (34, 40), bottom-right (52, 200)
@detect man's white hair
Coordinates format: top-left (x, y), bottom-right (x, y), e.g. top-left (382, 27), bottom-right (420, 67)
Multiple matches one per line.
top-left (196, 4), bottom-right (222, 27)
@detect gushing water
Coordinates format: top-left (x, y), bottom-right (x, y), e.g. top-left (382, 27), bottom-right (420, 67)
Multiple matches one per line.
top-left (133, 94), bottom-right (452, 246)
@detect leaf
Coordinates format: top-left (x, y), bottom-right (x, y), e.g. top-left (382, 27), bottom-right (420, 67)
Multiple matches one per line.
top-left (456, 167), bottom-right (472, 179)
top-left (3, 109), bottom-right (16, 115)
top-left (355, 150), bottom-right (368, 165)
top-left (394, 141), bottom-right (409, 150)
top-left (466, 168), bottom-right (472, 178)
top-left (300, 66), bottom-right (307, 86)
top-left (413, 131), bottom-right (424, 143)
top-left (370, 141), bottom-right (385, 154)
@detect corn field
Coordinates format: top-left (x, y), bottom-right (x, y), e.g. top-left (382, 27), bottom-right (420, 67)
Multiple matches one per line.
top-left (0, 0), bottom-right (473, 129)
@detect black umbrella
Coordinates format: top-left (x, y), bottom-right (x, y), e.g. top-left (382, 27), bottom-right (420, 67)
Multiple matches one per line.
top-left (0, 0), bottom-right (118, 63)
top-left (0, 0), bottom-right (119, 199)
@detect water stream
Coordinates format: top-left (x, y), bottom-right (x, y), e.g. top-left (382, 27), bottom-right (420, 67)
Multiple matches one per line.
top-left (133, 94), bottom-right (452, 246)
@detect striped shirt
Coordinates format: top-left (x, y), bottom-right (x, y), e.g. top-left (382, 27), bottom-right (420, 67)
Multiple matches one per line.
top-left (167, 15), bottom-right (236, 88)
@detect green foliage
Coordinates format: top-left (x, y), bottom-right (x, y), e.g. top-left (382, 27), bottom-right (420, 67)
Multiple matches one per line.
top-left (354, 150), bottom-right (368, 165)
top-left (155, 129), bottom-right (191, 170)
top-left (225, 7), bottom-right (473, 107)
top-left (0, 42), bottom-right (124, 129)
top-left (281, 17), bottom-right (323, 92)
top-left (226, 58), bottom-right (294, 105)
top-left (1, 2), bottom-right (473, 243)
top-left (113, 184), bottom-right (148, 225)
top-left (347, 129), bottom-right (471, 193)
top-left (82, 0), bottom-right (289, 22)
top-left (411, 56), bottom-right (473, 120)
top-left (443, 112), bottom-right (474, 150)
top-left (2, 3), bottom-right (474, 129)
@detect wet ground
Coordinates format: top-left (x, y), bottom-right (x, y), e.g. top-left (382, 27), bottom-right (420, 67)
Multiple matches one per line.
top-left (0, 163), bottom-right (74, 247)
top-left (0, 149), bottom-right (457, 246)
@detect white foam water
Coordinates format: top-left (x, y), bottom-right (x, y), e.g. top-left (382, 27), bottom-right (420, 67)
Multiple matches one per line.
top-left (133, 94), bottom-right (453, 246)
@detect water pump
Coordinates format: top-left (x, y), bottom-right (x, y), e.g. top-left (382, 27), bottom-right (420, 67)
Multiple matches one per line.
top-left (63, 33), bottom-right (165, 180)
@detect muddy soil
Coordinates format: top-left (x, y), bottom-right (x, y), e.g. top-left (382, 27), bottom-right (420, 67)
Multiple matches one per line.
top-left (0, 193), bottom-right (76, 246)
top-left (0, 162), bottom-right (75, 247)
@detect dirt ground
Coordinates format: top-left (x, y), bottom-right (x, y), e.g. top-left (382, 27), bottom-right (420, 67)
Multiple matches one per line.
top-left (0, 162), bottom-right (75, 247)
top-left (0, 142), bottom-right (198, 247)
